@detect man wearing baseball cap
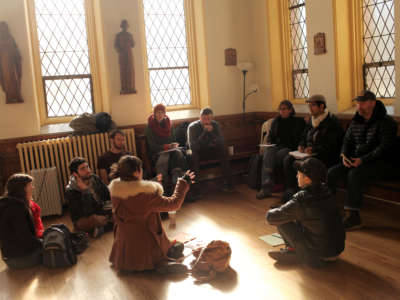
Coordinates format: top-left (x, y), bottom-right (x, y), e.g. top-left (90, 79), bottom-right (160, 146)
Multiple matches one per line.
top-left (327, 90), bottom-right (397, 230)
top-left (282, 94), bottom-right (343, 199)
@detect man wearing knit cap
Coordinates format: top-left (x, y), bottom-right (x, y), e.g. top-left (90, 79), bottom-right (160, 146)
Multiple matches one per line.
top-left (327, 90), bottom-right (397, 230)
top-left (187, 107), bottom-right (234, 195)
top-left (282, 94), bottom-right (343, 200)
top-left (267, 157), bottom-right (345, 267)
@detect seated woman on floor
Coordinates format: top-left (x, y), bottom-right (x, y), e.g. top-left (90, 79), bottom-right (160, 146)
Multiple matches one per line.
top-left (257, 100), bottom-right (306, 199)
top-left (108, 155), bottom-right (194, 272)
top-left (0, 174), bottom-right (43, 269)
top-left (145, 104), bottom-right (188, 194)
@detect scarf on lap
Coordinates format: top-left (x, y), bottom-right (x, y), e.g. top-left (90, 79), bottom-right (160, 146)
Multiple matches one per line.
top-left (148, 114), bottom-right (171, 138)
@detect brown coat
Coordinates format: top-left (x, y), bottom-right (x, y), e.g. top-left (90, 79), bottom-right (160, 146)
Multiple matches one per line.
top-left (108, 178), bottom-right (189, 271)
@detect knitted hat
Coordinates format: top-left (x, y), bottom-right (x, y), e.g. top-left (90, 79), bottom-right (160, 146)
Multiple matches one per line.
top-left (153, 104), bottom-right (166, 114)
top-left (295, 157), bottom-right (327, 184)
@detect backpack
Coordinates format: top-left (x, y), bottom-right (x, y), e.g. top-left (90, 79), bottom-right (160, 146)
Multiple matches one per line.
top-left (70, 231), bottom-right (89, 254)
top-left (191, 240), bottom-right (232, 283)
top-left (174, 121), bottom-right (190, 147)
top-left (42, 224), bottom-right (77, 268)
top-left (247, 153), bottom-right (263, 189)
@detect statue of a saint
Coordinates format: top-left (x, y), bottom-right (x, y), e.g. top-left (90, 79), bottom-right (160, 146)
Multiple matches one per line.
top-left (0, 22), bottom-right (23, 103)
top-left (115, 20), bottom-right (137, 94)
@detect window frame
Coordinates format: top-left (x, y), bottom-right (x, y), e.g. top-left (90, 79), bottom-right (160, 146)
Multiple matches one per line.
top-left (139, 0), bottom-right (200, 113)
top-left (26, 0), bottom-right (107, 125)
top-left (333, 0), bottom-right (395, 112)
top-left (285, 0), bottom-right (310, 101)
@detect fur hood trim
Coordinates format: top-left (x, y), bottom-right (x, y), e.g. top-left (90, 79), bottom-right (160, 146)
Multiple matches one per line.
top-left (108, 178), bottom-right (164, 199)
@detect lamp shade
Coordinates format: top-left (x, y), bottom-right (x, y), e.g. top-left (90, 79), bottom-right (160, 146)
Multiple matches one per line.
top-left (237, 62), bottom-right (254, 72)
top-left (249, 83), bottom-right (259, 93)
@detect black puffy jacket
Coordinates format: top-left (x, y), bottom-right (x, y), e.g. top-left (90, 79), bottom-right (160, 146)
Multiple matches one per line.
top-left (266, 184), bottom-right (345, 258)
top-left (341, 100), bottom-right (397, 163)
top-left (299, 113), bottom-right (344, 168)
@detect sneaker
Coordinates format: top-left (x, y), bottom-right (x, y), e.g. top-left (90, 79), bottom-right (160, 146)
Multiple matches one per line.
top-left (343, 211), bottom-right (363, 231)
top-left (256, 188), bottom-right (271, 199)
top-left (268, 247), bottom-right (299, 264)
top-left (221, 183), bottom-right (235, 193)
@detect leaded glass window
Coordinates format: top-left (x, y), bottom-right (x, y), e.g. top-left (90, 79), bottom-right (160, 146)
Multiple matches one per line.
top-left (289, 0), bottom-right (309, 99)
top-left (362, 0), bottom-right (395, 98)
top-left (34, 0), bottom-right (94, 117)
top-left (142, 0), bottom-right (191, 107)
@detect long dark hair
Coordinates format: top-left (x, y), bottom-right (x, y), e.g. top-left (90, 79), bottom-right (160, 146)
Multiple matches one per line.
top-left (3, 173), bottom-right (33, 203)
top-left (110, 155), bottom-right (143, 181)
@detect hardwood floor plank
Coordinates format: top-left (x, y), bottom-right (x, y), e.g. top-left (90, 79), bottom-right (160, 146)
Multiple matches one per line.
top-left (1, 182), bottom-right (399, 299)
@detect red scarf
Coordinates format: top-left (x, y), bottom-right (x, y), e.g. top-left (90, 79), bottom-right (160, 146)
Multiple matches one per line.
top-left (148, 114), bottom-right (171, 138)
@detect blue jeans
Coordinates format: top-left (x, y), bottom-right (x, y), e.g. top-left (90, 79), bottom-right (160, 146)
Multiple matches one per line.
top-left (261, 146), bottom-right (290, 190)
top-left (327, 160), bottom-right (393, 210)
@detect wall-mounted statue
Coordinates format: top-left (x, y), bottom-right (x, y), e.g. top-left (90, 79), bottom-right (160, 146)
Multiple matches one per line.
top-left (115, 19), bottom-right (137, 94)
top-left (0, 22), bottom-right (23, 103)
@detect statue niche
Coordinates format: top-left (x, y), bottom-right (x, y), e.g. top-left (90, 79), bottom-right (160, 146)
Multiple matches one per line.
top-left (0, 22), bottom-right (23, 103)
top-left (114, 19), bottom-right (137, 94)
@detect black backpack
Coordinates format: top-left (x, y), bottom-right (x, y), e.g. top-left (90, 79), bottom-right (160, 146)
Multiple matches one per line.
top-left (42, 224), bottom-right (77, 268)
top-left (174, 121), bottom-right (190, 147)
top-left (247, 153), bottom-right (263, 189)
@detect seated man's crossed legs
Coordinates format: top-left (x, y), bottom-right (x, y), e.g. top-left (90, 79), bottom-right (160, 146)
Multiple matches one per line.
top-left (257, 146), bottom-right (290, 199)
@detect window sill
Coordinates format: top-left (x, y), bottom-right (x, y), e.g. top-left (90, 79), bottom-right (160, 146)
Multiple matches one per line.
top-left (40, 123), bottom-right (73, 135)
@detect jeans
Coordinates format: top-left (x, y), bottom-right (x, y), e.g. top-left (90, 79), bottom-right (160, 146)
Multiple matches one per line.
top-left (261, 146), bottom-right (290, 190)
top-left (155, 149), bottom-right (188, 189)
top-left (327, 160), bottom-right (392, 210)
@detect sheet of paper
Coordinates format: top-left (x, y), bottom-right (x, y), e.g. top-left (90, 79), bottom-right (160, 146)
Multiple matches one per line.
top-left (259, 233), bottom-right (285, 247)
top-left (288, 150), bottom-right (311, 159)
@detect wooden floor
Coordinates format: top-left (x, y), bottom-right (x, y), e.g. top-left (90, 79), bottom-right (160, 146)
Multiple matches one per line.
top-left (1, 180), bottom-right (400, 300)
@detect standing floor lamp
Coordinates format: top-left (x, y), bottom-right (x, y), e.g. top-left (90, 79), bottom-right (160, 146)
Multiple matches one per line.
top-left (237, 62), bottom-right (258, 121)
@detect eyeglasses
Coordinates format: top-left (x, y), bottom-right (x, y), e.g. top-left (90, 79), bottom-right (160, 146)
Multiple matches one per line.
top-left (279, 107), bottom-right (289, 111)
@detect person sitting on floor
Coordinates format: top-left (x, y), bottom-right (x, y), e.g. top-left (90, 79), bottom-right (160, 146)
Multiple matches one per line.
top-left (0, 174), bottom-right (43, 269)
top-left (266, 158), bottom-right (345, 268)
top-left (282, 94), bottom-right (343, 199)
top-left (98, 129), bottom-right (130, 185)
top-left (65, 157), bottom-right (113, 237)
top-left (108, 155), bottom-right (194, 272)
top-left (327, 90), bottom-right (398, 231)
top-left (187, 107), bottom-right (234, 196)
top-left (257, 100), bottom-right (306, 199)
top-left (146, 104), bottom-right (188, 194)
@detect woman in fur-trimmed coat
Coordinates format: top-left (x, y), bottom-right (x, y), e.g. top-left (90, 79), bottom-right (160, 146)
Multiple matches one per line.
top-left (108, 155), bottom-right (193, 272)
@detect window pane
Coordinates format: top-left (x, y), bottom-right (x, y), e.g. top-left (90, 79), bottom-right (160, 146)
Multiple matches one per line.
top-left (149, 69), bottom-right (191, 107)
top-left (34, 0), bottom-right (93, 117)
top-left (143, 0), bottom-right (192, 107)
top-left (289, 1), bottom-right (309, 98)
top-left (362, 0), bottom-right (395, 98)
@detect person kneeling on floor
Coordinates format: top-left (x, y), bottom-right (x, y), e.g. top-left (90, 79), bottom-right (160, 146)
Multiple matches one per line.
top-left (266, 157), bottom-right (345, 268)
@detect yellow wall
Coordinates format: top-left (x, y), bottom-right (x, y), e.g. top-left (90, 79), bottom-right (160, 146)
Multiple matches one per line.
top-left (1, 0), bottom-right (400, 140)
top-left (0, 0), bottom-right (41, 138)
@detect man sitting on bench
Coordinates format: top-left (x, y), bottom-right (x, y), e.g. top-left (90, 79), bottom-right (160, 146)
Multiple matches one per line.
top-left (327, 90), bottom-right (397, 230)
top-left (187, 107), bottom-right (234, 196)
